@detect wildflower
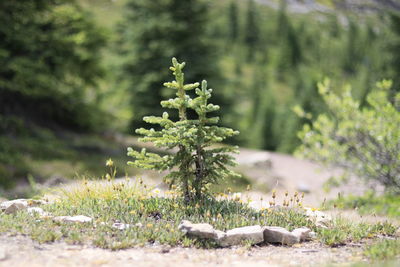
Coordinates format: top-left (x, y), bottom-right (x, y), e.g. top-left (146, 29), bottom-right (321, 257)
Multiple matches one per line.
top-left (152, 188), bottom-right (161, 195)
top-left (232, 192), bottom-right (242, 201)
top-left (272, 189), bottom-right (276, 199)
top-left (146, 223), bottom-right (153, 228)
top-left (217, 213), bottom-right (222, 219)
top-left (246, 184), bottom-right (251, 191)
top-left (106, 158), bottom-right (114, 167)
top-left (130, 210), bottom-right (137, 215)
top-left (285, 191), bottom-right (288, 197)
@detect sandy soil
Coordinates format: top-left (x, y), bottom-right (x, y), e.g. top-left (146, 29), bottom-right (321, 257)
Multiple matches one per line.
top-left (0, 234), bottom-right (369, 267)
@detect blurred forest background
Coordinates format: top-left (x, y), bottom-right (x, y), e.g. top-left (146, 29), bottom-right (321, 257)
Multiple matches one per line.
top-left (1, 0), bottom-right (400, 195)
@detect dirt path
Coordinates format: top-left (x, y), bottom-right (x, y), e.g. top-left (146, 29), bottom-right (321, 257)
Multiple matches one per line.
top-left (235, 148), bottom-right (374, 207)
top-left (0, 234), bottom-right (369, 267)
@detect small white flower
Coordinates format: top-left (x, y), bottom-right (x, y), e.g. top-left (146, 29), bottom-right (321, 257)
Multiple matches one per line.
top-left (152, 188), bottom-right (161, 195)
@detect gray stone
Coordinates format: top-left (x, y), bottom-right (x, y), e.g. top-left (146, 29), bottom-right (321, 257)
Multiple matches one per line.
top-left (215, 230), bottom-right (226, 239)
top-left (178, 220), bottom-right (218, 239)
top-left (308, 231), bottom-right (317, 240)
top-left (218, 225), bottom-right (264, 247)
top-left (1, 199), bottom-right (28, 214)
top-left (53, 215), bottom-right (92, 223)
top-left (263, 226), bottom-right (300, 245)
top-left (135, 222), bottom-right (143, 228)
top-left (112, 223), bottom-right (130, 230)
top-left (291, 227), bottom-right (312, 241)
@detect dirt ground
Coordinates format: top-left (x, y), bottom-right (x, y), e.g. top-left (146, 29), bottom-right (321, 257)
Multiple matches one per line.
top-left (0, 234), bottom-right (370, 267)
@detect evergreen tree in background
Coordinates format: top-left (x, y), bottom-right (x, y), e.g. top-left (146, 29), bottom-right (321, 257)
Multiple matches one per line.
top-left (343, 18), bottom-right (361, 74)
top-left (389, 12), bottom-right (400, 92)
top-left (275, 1), bottom-right (302, 78)
top-left (0, 0), bottom-right (106, 131)
top-left (244, 0), bottom-right (260, 60)
top-left (228, 0), bottom-right (239, 43)
top-left (128, 58), bottom-right (239, 201)
top-left (119, 0), bottom-right (224, 130)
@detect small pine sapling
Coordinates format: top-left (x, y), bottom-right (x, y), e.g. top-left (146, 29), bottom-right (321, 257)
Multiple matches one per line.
top-left (127, 58), bottom-right (240, 201)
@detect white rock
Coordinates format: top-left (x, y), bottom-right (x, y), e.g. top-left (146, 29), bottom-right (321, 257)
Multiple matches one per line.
top-left (178, 220), bottom-right (219, 239)
top-left (112, 223), bottom-right (130, 230)
top-left (135, 222), bottom-right (143, 228)
top-left (1, 199), bottom-right (28, 214)
top-left (263, 226), bottom-right (300, 245)
top-left (296, 183), bottom-right (311, 193)
top-left (308, 231), bottom-right (317, 240)
top-left (218, 225), bottom-right (264, 247)
top-left (27, 207), bottom-right (48, 217)
top-left (304, 208), bottom-right (332, 227)
top-left (291, 227), bottom-right (312, 241)
top-left (53, 215), bottom-right (92, 223)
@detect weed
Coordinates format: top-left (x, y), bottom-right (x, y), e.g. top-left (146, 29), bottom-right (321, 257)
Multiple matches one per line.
top-left (364, 239), bottom-right (400, 261)
top-left (316, 217), bottom-right (397, 247)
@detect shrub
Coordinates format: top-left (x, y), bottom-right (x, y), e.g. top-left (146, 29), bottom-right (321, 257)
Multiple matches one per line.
top-left (296, 79), bottom-right (400, 193)
top-left (127, 58), bottom-right (240, 201)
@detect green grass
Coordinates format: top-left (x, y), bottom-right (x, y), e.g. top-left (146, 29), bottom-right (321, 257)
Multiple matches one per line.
top-left (364, 239), bottom-right (400, 261)
top-left (0, 182), bottom-right (313, 249)
top-left (1, 178), bottom-right (398, 250)
top-left (327, 192), bottom-right (400, 218)
top-left (316, 217), bottom-right (397, 247)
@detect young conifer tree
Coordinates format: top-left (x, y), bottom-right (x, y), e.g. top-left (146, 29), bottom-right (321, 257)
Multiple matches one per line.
top-left (127, 58), bottom-right (240, 201)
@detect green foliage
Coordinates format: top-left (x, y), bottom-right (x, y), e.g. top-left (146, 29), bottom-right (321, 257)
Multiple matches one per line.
top-left (228, 0), bottom-right (239, 43)
top-left (328, 192), bottom-right (400, 218)
top-left (389, 12), bottom-right (400, 92)
top-left (128, 58), bottom-right (240, 200)
top-left (296, 79), bottom-right (400, 193)
top-left (364, 239), bottom-right (400, 261)
top-left (244, 0), bottom-right (260, 60)
top-left (317, 217), bottom-right (397, 247)
top-left (0, 0), bottom-right (106, 131)
top-left (118, 0), bottom-right (226, 129)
